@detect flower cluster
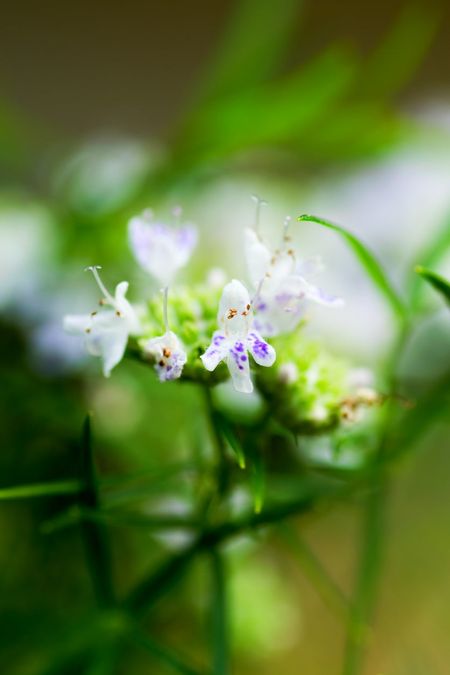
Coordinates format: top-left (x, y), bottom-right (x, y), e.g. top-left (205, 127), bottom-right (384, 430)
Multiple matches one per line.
top-left (64, 201), bottom-right (343, 400)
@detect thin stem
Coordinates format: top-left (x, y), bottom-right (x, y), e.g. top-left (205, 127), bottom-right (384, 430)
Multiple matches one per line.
top-left (162, 286), bottom-right (170, 332)
top-left (251, 194), bottom-right (267, 234)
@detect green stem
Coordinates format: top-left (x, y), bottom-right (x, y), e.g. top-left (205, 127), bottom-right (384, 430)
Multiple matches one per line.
top-left (210, 549), bottom-right (230, 675)
top-left (278, 523), bottom-right (352, 622)
top-left (79, 414), bottom-right (115, 608)
top-left (341, 473), bottom-right (386, 675)
top-left (123, 486), bottom-right (344, 617)
top-left (203, 386), bottom-right (229, 497)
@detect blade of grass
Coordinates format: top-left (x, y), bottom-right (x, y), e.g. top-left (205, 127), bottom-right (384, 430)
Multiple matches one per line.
top-left (298, 214), bottom-right (407, 321)
top-left (415, 266), bottom-right (450, 305)
top-left (0, 479), bottom-right (81, 501)
top-left (409, 210), bottom-right (450, 311)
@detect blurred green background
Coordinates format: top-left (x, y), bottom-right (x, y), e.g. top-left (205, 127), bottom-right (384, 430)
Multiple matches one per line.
top-left (1, 1), bottom-right (450, 674)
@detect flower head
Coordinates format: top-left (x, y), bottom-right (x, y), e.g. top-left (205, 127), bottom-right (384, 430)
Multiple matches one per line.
top-left (64, 266), bottom-right (141, 377)
top-left (201, 279), bottom-right (276, 393)
top-left (128, 208), bottom-right (197, 286)
top-left (143, 287), bottom-right (187, 382)
top-left (245, 217), bottom-right (343, 337)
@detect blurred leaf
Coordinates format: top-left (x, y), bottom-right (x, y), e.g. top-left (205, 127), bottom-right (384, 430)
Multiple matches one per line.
top-left (201, 0), bottom-right (302, 100)
top-left (298, 214), bottom-right (407, 320)
top-left (294, 102), bottom-right (410, 161)
top-left (360, 5), bottom-right (437, 100)
top-left (415, 266), bottom-right (450, 305)
top-left (0, 479), bottom-right (81, 501)
top-left (177, 47), bottom-right (356, 163)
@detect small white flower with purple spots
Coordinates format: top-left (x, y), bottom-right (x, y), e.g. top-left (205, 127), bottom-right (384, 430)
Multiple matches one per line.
top-left (64, 266), bottom-right (141, 377)
top-left (143, 287), bottom-right (187, 382)
top-left (144, 331), bottom-right (187, 382)
top-left (128, 208), bottom-right (197, 286)
top-left (201, 279), bottom-right (276, 394)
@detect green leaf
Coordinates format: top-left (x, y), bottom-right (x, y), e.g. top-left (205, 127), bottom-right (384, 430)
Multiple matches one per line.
top-left (297, 214), bottom-right (407, 320)
top-left (0, 479), bottom-right (81, 501)
top-left (415, 266), bottom-right (450, 305)
top-left (215, 416), bottom-right (246, 469)
top-left (250, 450), bottom-right (265, 515)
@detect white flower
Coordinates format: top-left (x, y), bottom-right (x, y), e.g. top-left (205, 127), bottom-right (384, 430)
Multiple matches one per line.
top-left (143, 287), bottom-right (187, 382)
top-left (245, 223), bottom-right (343, 337)
top-left (128, 208), bottom-right (197, 286)
top-left (64, 266), bottom-right (141, 377)
top-left (145, 331), bottom-right (187, 382)
top-left (201, 279), bottom-right (276, 394)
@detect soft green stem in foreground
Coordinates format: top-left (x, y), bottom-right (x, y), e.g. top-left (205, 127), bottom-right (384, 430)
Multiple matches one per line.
top-left (210, 549), bottom-right (230, 675)
top-left (278, 523), bottom-right (352, 622)
top-left (79, 414), bottom-right (115, 608)
top-left (342, 316), bottom-right (410, 675)
top-left (342, 473), bottom-right (386, 675)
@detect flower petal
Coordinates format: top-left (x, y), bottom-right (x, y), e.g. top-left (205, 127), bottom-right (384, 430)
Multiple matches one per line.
top-left (296, 277), bottom-right (344, 307)
top-left (128, 217), bottom-right (196, 286)
top-left (218, 279), bottom-right (252, 337)
top-left (200, 331), bottom-right (229, 371)
top-left (247, 331), bottom-right (276, 367)
top-left (244, 228), bottom-right (271, 289)
top-left (145, 330), bottom-right (187, 382)
top-left (227, 340), bottom-right (253, 394)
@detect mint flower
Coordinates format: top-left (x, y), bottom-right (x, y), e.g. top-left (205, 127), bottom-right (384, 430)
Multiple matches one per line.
top-left (64, 266), bottom-right (141, 377)
top-left (128, 208), bottom-right (197, 286)
top-left (143, 287), bottom-right (187, 382)
top-left (245, 219), bottom-right (343, 337)
top-left (201, 279), bottom-right (276, 393)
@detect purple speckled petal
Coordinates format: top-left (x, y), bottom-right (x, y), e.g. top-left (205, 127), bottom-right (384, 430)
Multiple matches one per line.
top-left (247, 331), bottom-right (276, 367)
top-left (226, 341), bottom-right (253, 393)
top-left (201, 331), bottom-right (229, 371)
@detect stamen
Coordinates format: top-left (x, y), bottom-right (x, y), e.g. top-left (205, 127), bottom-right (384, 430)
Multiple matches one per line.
top-left (162, 286), bottom-right (170, 332)
top-left (172, 205), bottom-right (182, 224)
top-left (251, 194), bottom-right (267, 234)
top-left (282, 216), bottom-right (292, 248)
top-left (85, 266), bottom-right (115, 305)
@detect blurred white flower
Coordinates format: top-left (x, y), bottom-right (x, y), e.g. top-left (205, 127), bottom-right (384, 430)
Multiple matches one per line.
top-left (128, 208), bottom-right (197, 286)
top-left (201, 279), bottom-right (276, 393)
top-left (64, 266), bottom-right (141, 377)
top-left (245, 222), bottom-right (343, 337)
